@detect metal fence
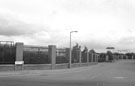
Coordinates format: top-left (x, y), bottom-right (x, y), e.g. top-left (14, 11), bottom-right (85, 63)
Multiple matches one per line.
top-left (56, 48), bottom-right (68, 64)
top-left (0, 41), bottom-right (15, 64)
top-left (98, 53), bottom-right (106, 62)
top-left (81, 52), bottom-right (87, 63)
top-left (88, 53), bottom-right (93, 62)
top-left (72, 49), bottom-right (80, 63)
top-left (23, 45), bottom-right (49, 64)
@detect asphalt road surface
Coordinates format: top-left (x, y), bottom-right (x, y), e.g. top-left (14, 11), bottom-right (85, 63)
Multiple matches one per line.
top-left (0, 60), bottom-right (135, 86)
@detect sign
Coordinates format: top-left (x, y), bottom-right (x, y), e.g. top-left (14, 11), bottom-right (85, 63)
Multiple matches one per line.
top-left (15, 61), bottom-right (24, 65)
top-left (106, 47), bottom-right (115, 49)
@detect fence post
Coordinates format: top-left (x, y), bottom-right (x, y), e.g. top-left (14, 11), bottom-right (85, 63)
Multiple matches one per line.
top-left (15, 42), bottom-right (24, 71)
top-left (106, 55), bottom-right (108, 62)
top-left (119, 55), bottom-right (121, 60)
top-left (97, 54), bottom-right (99, 63)
top-left (95, 54), bottom-right (98, 63)
top-left (79, 49), bottom-right (82, 66)
top-left (126, 55), bottom-right (128, 60)
top-left (87, 51), bottom-right (89, 65)
top-left (132, 55), bottom-right (134, 60)
top-left (66, 48), bottom-right (70, 68)
top-left (91, 53), bottom-right (93, 63)
top-left (95, 54), bottom-right (97, 63)
top-left (122, 55), bottom-right (123, 60)
top-left (48, 45), bottom-right (56, 69)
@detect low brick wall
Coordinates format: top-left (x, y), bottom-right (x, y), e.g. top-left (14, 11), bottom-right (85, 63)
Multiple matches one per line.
top-left (71, 62), bottom-right (98, 68)
top-left (24, 64), bottom-right (52, 70)
top-left (0, 62), bottom-right (98, 71)
top-left (71, 63), bottom-right (81, 68)
top-left (55, 63), bottom-right (68, 69)
top-left (80, 63), bottom-right (88, 67)
top-left (0, 65), bottom-right (14, 71)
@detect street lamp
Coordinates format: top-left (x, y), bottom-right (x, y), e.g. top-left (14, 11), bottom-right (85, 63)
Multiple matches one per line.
top-left (69, 31), bottom-right (78, 68)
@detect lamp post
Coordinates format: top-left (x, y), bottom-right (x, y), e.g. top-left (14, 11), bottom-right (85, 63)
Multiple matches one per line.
top-left (69, 31), bottom-right (78, 68)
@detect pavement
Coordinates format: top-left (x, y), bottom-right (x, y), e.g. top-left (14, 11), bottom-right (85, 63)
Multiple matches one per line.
top-left (0, 63), bottom-right (97, 77)
top-left (0, 60), bottom-right (135, 86)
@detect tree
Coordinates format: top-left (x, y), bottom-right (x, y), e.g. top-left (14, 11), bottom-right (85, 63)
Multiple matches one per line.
top-left (89, 49), bottom-right (95, 54)
top-left (106, 51), bottom-right (113, 61)
top-left (72, 43), bottom-right (81, 63)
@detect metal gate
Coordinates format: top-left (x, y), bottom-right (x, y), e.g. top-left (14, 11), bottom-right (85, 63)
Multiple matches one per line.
top-left (0, 41), bottom-right (16, 64)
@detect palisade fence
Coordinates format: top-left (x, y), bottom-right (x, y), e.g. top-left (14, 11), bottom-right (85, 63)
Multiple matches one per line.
top-left (81, 51), bottom-right (87, 63)
top-left (56, 48), bottom-right (68, 64)
top-left (81, 52), bottom-right (97, 63)
top-left (0, 41), bottom-right (110, 65)
top-left (0, 41), bottom-right (16, 64)
top-left (98, 53), bottom-right (106, 62)
top-left (23, 45), bottom-right (50, 64)
top-left (72, 49), bottom-right (80, 63)
top-left (22, 45), bottom-right (99, 65)
top-left (88, 53), bottom-right (93, 62)
top-left (2, 41), bottom-right (134, 66)
top-left (93, 54), bottom-right (96, 62)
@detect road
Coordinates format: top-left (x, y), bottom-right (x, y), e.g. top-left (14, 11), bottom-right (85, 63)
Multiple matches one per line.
top-left (0, 60), bottom-right (135, 86)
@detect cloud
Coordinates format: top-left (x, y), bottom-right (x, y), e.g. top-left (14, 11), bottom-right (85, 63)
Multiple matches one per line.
top-left (0, 14), bottom-right (48, 36)
top-left (0, 12), bottom-right (52, 45)
top-left (0, 0), bottom-right (135, 52)
top-left (116, 36), bottom-right (135, 48)
top-left (0, 8), bottom-right (52, 37)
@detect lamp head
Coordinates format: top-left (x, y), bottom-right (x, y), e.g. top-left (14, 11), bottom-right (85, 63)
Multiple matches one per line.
top-left (70, 31), bottom-right (78, 33)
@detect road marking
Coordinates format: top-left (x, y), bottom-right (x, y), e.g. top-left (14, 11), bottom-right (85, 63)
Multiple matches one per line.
top-left (46, 67), bottom-right (93, 74)
top-left (115, 77), bottom-right (126, 79)
top-left (90, 73), bottom-right (103, 80)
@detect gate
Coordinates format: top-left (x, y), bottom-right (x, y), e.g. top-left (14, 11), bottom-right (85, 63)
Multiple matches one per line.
top-left (0, 41), bottom-right (16, 64)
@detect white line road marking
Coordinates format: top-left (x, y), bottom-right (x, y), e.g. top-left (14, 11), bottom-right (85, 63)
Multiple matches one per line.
top-left (115, 77), bottom-right (126, 79)
top-left (45, 67), bottom-right (93, 74)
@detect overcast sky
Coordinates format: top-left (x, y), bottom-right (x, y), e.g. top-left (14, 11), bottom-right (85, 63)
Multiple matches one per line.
top-left (0, 0), bottom-right (135, 52)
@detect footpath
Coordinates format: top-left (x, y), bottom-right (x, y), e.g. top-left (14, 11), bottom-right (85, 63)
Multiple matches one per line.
top-left (0, 63), bottom-right (101, 77)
